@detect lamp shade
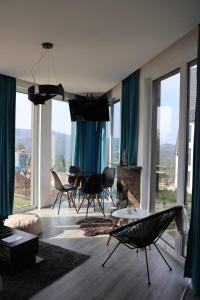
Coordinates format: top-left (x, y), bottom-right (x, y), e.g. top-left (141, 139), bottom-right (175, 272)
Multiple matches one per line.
top-left (28, 83), bottom-right (64, 105)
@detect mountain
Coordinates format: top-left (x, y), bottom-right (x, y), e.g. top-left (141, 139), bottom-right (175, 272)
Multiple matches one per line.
top-left (15, 128), bottom-right (71, 159)
top-left (160, 143), bottom-right (176, 165)
top-left (16, 128), bottom-right (31, 152)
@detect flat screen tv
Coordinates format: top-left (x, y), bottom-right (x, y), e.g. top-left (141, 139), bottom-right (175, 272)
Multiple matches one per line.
top-left (69, 98), bottom-right (109, 121)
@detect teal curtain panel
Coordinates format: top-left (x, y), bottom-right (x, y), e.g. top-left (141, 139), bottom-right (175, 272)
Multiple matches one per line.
top-left (74, 121), bottom-right (106, 173)
top-left (120, 69), bottom-right (140, 165)
top-left (184, 25), bottom-right (200, 296)
top-left (0, 74), bottom-right (16, 217)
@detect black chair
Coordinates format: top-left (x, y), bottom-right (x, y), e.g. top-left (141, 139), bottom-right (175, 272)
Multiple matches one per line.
top-left (102, 205), bottom-right (182, 285)
top-left (78, 174), bottom-right (105, 218)
top-left (103, 167), bottom-right (116, 206)
top-left (51, 170), bottom-right (77, 214)
top-left (68, 165), bottom-right (82, 187)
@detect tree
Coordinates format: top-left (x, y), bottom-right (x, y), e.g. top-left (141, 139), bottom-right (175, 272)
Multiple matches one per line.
top-left (55, 155), bottom-right (66, 172)
top-left (17, 143), bottom-right (25, 152)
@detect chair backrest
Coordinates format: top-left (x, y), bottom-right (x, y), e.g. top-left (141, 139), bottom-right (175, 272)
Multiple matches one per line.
top-left (103, 167), bottom-right (115, 188)
top-left (83, 174), bottom-right (105, 195)
top-left (69, 165), bottom-right (82, 173)
top-left (113, 206), bottom-right (182, 248)
top-left (51, 170), bottom-right (63, 191)
top-left (68, 166), bottom-right (82, 186)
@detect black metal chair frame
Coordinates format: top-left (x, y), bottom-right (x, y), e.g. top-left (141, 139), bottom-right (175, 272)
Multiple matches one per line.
top-left (51, 170), bottom-right (77, 214)
top-left (78, 174), bottom-right (105, 218)
top-left (102, 205), bottom-right (182, 285)
top-left (103, 167), bottom-right (116, 207)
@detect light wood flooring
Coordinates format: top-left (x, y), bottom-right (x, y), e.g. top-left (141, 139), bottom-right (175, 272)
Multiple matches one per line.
top-left (29, 201), bottom-right (188, 300)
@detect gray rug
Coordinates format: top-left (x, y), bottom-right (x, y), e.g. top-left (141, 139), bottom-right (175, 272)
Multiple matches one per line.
top-left (0, 241), bottom-right (89, 300)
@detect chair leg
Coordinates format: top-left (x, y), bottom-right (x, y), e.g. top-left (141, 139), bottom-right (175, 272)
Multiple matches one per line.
top-left (108, 189), bottom-right (115, 206)
top-left (58, 191), bottom-right (63, 215)
top-left (96, 197), bottom-right (105, 217)
top-left (86, 197), bottom-right (91, 219)
top-left (52, 192), bottom-right (60, 209)
top-left (77, 197), bottom-right (85, 213)
top-left (153, 243), bottom-right (172, 271)
top-left (102, 242), bottom-right (121, 267)
top-left (144, 247), bottom-right (151, 285)
top-left (100, 197), bottom-right (104, 212)
top-left (93, 198), bottom-right (96, 211)
top-left (70, 192), bottom-right (78, 213)
top-left (67, 192), bottom-right (71, 208)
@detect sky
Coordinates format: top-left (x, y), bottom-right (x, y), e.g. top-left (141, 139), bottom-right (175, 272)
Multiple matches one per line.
top-left (16, 92), bottom-right (32, 129)
top-left (113, 101), bottom-right (120, 138)
top-left (158, 73), bottom-right (180, 145)
top-left (16, 93), bottom-right (71, 135)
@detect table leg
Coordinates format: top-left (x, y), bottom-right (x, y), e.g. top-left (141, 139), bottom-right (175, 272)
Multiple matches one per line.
top-left (107, 217), bottom-right (118, 246)
top-left (77, 179), bottom-right (82, 211)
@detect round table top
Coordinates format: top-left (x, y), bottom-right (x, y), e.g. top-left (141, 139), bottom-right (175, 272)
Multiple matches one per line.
top-left (112, 208), bottom-right (151, 219)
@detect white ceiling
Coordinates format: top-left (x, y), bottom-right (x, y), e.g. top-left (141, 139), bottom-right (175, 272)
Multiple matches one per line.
top-left (0, 0), bottom-right (199, 93)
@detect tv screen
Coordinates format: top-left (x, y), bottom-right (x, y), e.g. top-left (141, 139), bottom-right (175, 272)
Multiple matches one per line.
top-left (69, 98), bottom-right (109, 121)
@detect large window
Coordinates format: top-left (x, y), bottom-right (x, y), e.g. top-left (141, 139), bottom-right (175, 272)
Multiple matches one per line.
top-left (51, 100), bottom-right (72, 194)
top-left (14, 92), bottom-right (32, 209)
top-left (152, 70), bottom-right (180, 248)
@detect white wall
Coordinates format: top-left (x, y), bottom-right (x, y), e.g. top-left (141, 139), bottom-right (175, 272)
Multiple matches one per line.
top-left (138, 27), bottom-right (198, 209)
top-left (108, 82), bottom-right (122, 101)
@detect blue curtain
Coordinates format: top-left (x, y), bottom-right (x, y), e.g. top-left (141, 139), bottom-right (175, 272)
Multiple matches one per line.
top-left (120, 69), bottom-right (140, 165)
top-left (0, 74), bottom-right (16, 217)
top-left (74, 121), bottom-right (106, 173)
top-left (184, 25), bottom-right (200, 295)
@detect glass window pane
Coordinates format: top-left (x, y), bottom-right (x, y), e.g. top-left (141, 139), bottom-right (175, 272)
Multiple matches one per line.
top-left (111, 101), bottom-right (120, 164)
top-left (155, 72), bottom-right (180, 248)
top-left (14, 92), bottom-right (32, 208)
top-left (106, 107), bottom-right (111, 166)
top-left (51, 100), bottom-right (72, 196)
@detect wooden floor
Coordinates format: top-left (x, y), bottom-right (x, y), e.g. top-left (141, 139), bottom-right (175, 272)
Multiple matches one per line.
top-left (29, 202), bottom-right (188, 300)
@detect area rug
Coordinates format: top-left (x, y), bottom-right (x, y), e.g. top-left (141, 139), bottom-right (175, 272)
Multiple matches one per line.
top-left (0, 241), bottom-right (90, 300)
top-left (77, 217), bottom-right (114, 236)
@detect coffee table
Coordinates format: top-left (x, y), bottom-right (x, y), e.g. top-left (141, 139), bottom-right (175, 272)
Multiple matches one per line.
top-left (107, 208), bottom-right (151, 245)
top-left (0, 226), bottom-right (38, 274)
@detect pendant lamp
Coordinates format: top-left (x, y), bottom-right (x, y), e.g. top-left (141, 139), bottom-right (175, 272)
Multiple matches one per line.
top-left (28, 42), bottom-right (64, 105)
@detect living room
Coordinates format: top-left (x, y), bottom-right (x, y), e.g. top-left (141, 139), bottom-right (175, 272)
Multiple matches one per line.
top-left (0, 1), bottom-right (200, 299)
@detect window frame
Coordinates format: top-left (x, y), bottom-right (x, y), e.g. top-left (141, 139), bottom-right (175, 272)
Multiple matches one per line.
top-left (182, 59), bottom-right (197, 256)
top-left (14, 90), bottom-right (36, 212)
top-left (150, 68), bottom-right (181, 249)
top-left (51, 98), bottom-right (73, 173)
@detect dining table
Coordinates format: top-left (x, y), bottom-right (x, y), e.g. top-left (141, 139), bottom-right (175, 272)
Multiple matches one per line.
top-left (65, 171), bottom-right (99, 211)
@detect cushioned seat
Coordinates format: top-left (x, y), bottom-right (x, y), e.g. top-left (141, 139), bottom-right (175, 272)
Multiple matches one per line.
top-left (4, 213), bottom-right (42, 235)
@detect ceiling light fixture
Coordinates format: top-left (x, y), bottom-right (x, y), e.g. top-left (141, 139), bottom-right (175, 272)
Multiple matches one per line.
top-left (28, 42), bottom-right (64, 105)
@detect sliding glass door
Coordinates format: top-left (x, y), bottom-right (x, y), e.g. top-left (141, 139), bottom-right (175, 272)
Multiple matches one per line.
top-left (152, 70), bottom-right (180, 247)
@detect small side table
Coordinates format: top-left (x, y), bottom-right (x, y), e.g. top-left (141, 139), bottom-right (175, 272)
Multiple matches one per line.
top-left (107, 208), bottom-right (151, 246)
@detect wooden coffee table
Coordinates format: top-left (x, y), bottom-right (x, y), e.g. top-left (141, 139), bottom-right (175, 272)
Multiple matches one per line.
top-left (0, 226), bottom-right (38, 274)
